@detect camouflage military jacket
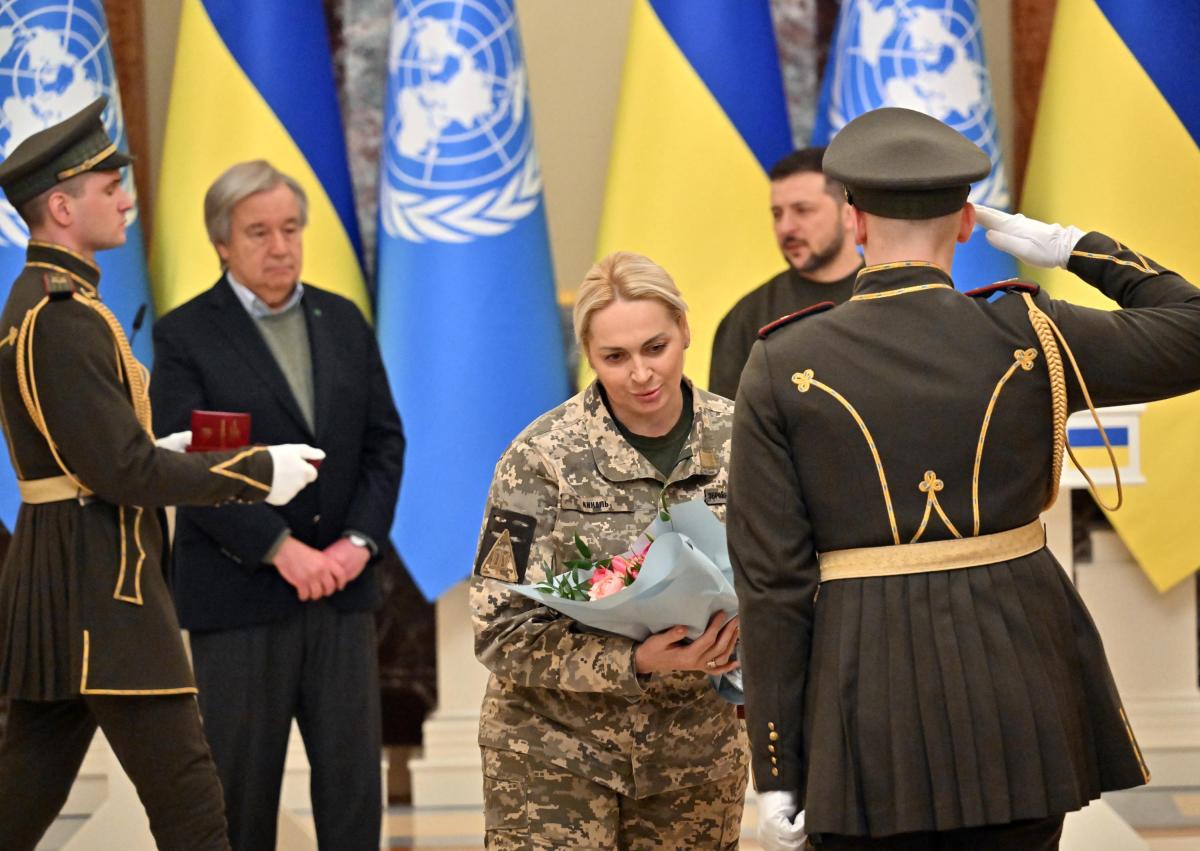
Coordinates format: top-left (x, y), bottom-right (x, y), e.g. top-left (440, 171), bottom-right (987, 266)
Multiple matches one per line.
top-left (471, 380), bottom-right (747, 799)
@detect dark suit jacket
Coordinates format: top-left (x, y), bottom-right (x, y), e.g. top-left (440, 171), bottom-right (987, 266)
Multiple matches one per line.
top-left (150, 277), bottom-right (405, 632)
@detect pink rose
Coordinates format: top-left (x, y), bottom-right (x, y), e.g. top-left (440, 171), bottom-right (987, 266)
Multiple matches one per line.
top-left (589, 568), bottom-right (626, 600)
top-left (611, 555), bottom-right (629, 575)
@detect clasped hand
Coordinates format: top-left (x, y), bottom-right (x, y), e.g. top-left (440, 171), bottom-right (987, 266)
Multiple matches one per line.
top-left (634, 610), bottom-right (740, 675)
top-left (273, 535), bottom-right (370, 602)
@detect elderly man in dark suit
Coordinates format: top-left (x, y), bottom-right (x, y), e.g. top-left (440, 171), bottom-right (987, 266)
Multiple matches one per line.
top-left (150, 159), bottom-right (405, 851)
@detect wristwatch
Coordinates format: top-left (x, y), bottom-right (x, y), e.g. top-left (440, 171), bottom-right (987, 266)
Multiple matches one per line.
top-left (346, 532), bottom-right (370, 550)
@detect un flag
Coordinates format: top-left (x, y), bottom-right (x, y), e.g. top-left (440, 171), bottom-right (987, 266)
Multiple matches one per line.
top-left (0, 0), bottom-right (153, 531)
top-left (813, 0), bottom-right (1015, 289)
top-left (376, 0), bottom-right (568, 600)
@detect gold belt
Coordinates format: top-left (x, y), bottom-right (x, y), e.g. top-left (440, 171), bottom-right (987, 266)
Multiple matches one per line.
top-left (18, 475), bottom-right (94, 505)
top-left (818, 519), bottom-right (1046, 582)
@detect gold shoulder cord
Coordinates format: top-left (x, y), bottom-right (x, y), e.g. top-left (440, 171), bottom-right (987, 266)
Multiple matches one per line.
top-left (1021, 292), bottom-right (1123, 511)
top-left (15, 293), bottom-right (153, 489)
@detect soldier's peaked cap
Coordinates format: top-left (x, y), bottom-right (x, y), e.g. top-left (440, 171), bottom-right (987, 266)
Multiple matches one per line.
top-left (0, 97), bottom-right (132, 208)
top-left (822, 107), bottom-right (991, 220)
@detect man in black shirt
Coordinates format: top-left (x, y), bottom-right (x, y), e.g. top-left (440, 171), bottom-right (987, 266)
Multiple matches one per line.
top-left (708, 148), bottom-right (863, 399)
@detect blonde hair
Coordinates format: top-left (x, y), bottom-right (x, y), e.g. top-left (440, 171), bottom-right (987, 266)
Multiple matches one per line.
top-left (573, 252), bottom-right (689, 348)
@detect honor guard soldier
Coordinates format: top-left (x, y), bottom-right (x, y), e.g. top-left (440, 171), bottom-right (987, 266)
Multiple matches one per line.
top-left (729, 106), bottom-right (1200, 850)
top-left (0, 99), bottom-right (323, 851)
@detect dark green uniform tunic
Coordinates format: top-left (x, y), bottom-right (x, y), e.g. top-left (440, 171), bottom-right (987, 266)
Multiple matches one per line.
top-left (709, 266), bottom-right (860, 400)
top-left (0, 242), bottom-right (275, 700)
top-left (729, 233), bottom-right (1200, 838)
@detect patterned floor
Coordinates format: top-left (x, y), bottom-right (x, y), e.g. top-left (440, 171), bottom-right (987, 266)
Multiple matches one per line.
top-left (38, 785), bottom-right (1200, 849)
top-left (369, 787), bottom-right (1200, 850)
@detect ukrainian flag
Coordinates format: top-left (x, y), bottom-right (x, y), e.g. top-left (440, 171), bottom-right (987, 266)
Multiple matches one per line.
top-left (151, 0), bottom-right (366, 315)
top-left (0, 1), bottom-right (152, 529)
top-left (1022, 0), bottom-right (1200, 590)
top-left (595, 0), bottom-right (792, 391)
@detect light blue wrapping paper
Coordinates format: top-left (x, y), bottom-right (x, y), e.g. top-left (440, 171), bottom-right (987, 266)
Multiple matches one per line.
top-left (507, 500), bottom-right (743, 703)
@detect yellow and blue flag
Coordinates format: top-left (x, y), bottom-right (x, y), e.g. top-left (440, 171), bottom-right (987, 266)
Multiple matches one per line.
top-left (376, 1), bottom-right (568, 599)
top-left (811, 0), bottom-right (1015, 288)
top-left (152, 0), bottom-right (366, 316)
top-left (595, 0), bottom-right (793, 392)
top-left (1022, 0), bottom-right (1200, 590)
top-left (0, 1), bottom-right (152, 529)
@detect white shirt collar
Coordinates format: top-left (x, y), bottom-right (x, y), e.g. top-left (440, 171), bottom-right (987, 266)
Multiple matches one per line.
top-left (226, 272), bottom-right (304, 319)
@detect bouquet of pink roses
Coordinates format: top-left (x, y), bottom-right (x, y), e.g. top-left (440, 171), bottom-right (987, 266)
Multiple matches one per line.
top-left (531, 533), bottom-right (653, 602)
top-left (508, 499), bottom-right (742, 702)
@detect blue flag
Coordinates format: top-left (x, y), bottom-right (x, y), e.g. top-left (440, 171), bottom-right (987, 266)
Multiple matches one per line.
top-left (0, 1), bottom-right (153, 530)
top-left (376, 0), bottom-right (568, 599)
top-left (811, 0), bottom-right (1015, 288)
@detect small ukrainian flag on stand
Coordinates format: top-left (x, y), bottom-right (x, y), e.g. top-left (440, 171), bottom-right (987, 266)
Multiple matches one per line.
top-left (1062, 406), bottom-right (1143, 488)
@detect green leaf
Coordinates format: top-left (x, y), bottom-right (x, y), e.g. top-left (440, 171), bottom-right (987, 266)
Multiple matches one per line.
top-left (660, 510), bottom-right (671, 521)
top-left (574, 534), bottom-right (592, 558)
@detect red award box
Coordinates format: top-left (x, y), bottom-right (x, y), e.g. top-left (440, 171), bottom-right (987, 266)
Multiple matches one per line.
top-left (188, 411), bottom-right (251, 452)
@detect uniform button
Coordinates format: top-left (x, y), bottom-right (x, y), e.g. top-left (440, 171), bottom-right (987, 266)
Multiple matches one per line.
top-left (768, 722), bottom-right (776, 731)
top-left (769, 731), bottom-right (779, 741)
top-left (771, 768), bottom-right (779, 776)
top-left (771, 757), bottom-right (777, 764)
top-left (312, 514), bottom-right (321, 524)
top-left (768, 745), bottom-right (775, 753)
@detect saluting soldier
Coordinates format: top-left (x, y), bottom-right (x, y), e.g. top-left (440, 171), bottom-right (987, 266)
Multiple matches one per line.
top-left (729, 107), bottom-right (1200, 850)
top-left (0, 98), bottom-right (323, 851)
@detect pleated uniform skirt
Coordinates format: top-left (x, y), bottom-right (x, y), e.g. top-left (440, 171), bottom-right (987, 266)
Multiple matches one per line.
top-left (0, 502), bottom-right (82, 700)
top-left (801, 548), bottom-right (1148, 838)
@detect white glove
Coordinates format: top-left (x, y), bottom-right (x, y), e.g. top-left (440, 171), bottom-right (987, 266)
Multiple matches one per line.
top-left (154, 430), bottom-right (192, 453)
top-left (974, 204), bottom-right (1085, 269)
top-left (757, 790), bottom-right (807, 851)
top-left (266, 444), bottom-right (325, 506)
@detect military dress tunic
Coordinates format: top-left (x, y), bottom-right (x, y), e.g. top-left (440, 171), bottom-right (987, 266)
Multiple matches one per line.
top-left (0, 242), bottom-right (275, 700)
top-left (471, 380), bottom-right (748, 801)
top-left (729, 233), bottom-right (1200, 838)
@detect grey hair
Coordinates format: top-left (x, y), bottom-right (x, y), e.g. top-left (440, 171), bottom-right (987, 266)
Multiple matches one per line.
top-left (203, 160), bottom-right (308, 250)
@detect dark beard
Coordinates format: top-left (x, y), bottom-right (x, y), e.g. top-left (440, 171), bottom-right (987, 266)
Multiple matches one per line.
top-left (793, 227), bottom-right (846, 276)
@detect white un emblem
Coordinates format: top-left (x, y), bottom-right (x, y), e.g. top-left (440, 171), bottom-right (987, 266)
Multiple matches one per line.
top-left (380, 0), bottom-right (542, 244)
top-left (0, 0), bottom-right (136, 247)
top-left (829, 0), bottom-right (1009, 209)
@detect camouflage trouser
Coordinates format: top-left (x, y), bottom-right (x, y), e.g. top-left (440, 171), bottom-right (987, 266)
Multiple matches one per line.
top-left (482, 747), bottom-right (747, 850)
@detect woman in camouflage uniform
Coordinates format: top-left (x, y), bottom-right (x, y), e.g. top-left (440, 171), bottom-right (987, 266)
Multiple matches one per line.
top-left (471, 252), bottom-right (748, 849)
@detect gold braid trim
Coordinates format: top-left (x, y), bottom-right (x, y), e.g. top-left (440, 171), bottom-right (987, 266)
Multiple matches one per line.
top-left (16, 293), bottom-right (154, 490)
top-left (1021, 292), bottom-right (1123, 512)
top-left (16, 296), bottom-right (88, 489)
top-left (84, 294), bottom-right (153, 437)
top-left (793, 369), bottom-right (901, 544)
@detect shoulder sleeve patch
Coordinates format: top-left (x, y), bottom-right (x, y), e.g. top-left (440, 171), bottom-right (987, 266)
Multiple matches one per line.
top-left (758, 301), bottom-right (836, 339)
top-left (964, 279), bottom-right (1040, 299)
top-left (41, 272), bottom-right (77, 301)
top-left (474, 507), bottom-right (537, 583)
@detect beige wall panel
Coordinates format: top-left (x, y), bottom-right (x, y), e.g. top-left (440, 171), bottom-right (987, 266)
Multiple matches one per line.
top-left (517, 0), bottom-right (633, 294)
